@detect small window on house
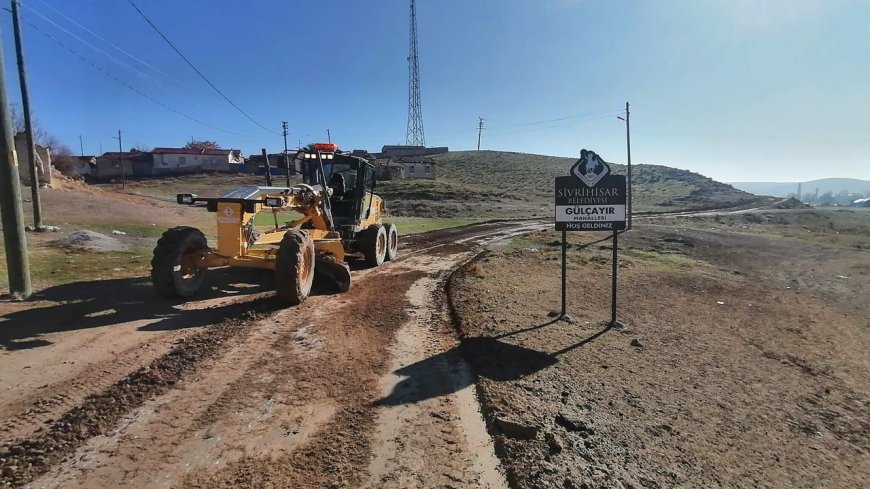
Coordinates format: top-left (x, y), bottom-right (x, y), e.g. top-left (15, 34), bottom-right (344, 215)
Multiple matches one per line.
top-left (425, 165), bottom-right (431, 174)
top-left (409, 165), bottom-right (415, 174)
top-left (179, 156), bottom-right (187, 165)
top-left (210, 158), bottom-right (218, 166)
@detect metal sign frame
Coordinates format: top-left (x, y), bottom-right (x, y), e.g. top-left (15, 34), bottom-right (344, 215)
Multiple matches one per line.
top-left (554, 149), bottom-right (628, 325)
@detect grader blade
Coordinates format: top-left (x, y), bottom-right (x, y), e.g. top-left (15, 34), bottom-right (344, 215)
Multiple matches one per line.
top-left (315, 255), bottom-right (352, 292)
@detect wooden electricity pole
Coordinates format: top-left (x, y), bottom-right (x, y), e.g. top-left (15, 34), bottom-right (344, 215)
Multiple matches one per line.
top-left (113, 130), bottom-right (126, 190)
top-left (477, 117), bottom-right (484, 151)
top-left (618, 102), bottom-right (632, 229)
top-left (625, 102), bottom-right (632, 229)
top-left (282, 121), bottom-right (290, 185)
top-left (0, 20), bottom-right (32, 298)
top-left (11, 0), bottom-right (42, 230)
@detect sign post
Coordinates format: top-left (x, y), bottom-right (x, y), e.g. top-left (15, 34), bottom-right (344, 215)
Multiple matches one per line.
top-left (555, 149), bottom-right (627, 324)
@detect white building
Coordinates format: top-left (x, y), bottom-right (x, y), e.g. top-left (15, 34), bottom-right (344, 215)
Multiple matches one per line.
top-left (150, 147), bottom-right (243, 174)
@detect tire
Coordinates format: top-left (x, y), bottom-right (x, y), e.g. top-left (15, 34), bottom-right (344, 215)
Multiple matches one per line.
top-left (275, 230), bottom-right (315, 305)
top-left (361, 224), bottom-right (387, 267)
top-left (151, 226), bottom-right (208, 299)
top-left (315, 254), bottom-right (352, 292)
top-left (384, 223), bottom-right (398, 261)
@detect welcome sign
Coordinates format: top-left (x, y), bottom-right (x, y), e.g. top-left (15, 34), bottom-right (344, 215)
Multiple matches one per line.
top-left (555, 149), bottom-right (627, 231)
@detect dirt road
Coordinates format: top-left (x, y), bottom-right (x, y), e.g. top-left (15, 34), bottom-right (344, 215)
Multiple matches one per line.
top-left (0, 220), bottom-right (542, 488)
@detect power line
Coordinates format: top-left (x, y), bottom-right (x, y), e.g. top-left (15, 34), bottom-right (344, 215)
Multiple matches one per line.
top-left (31, 0), bottom-right (182, 87)
top-left (485, 112), bottom-right (623, 137)
top-left (22, 3), bottom-right (181, 98)
top-left (424, 109), bottom-right (624, 141)
top-left (18, 15), bottom-right (247, 137)
top-left (500, 108), bottom-right (625, 129)
top-left (127, 0), bottom-right (278, 135)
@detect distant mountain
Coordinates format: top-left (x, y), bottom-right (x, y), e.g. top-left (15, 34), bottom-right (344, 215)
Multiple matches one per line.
top-left (729, 178), bottom-right (870, 198)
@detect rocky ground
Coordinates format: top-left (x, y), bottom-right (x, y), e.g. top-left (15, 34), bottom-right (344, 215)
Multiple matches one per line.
top-left (449, 220), bottom-right (869, 488)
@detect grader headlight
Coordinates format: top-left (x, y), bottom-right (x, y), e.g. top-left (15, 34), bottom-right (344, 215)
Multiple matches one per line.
top-left (264, 196), bottom-right (284, 207)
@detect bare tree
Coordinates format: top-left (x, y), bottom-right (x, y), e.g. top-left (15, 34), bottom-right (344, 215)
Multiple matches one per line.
top-left (10, 103), bottom-right (72, 156)
top-left (184, 139), bottom-right (221, 150)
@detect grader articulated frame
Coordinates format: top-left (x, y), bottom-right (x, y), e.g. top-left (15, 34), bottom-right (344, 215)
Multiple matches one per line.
top-left (151, 143), bottom-right (398, 305)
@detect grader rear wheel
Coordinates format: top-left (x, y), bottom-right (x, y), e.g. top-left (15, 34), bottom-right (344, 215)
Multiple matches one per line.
top-left (275, 230), bottom-right (316, 305)
top-left (151, 226), bottom-right (208, 298)
top-left (384, 223), bottom-right (398, 261)
top-left (361, 224), bottom-right (387, 267)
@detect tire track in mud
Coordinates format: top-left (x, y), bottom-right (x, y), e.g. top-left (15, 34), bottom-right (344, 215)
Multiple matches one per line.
top-left (364, 254), bottom-right (508, 489)
top-left (2, 221), bottom-right (543, 488)
top-left (0, 300), bottom-right (277, 487)
top-left (0, 283), bottom-right (274, 447)
top-left (182, 266), bottom-right (428, 489)
top-left (1, 329), bottom-right (197, 446)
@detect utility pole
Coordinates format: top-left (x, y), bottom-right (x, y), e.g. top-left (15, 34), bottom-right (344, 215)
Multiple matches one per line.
top-left (477, 117), bottom-right (484, 151)
top-left (326, 128), bottom-right (331, 144)
top-left (79, 135), bottom-right (84, 157)
top-left (113, 130), bottom-right (125, 190)
top-left (11, 0), bottom-right (42, 230)
top-left (0, 20), bottom-right (32, 298)
top-left (281, 121), bottom-right (290, 186)
top-left (617, 101), bottom-right (632, 229)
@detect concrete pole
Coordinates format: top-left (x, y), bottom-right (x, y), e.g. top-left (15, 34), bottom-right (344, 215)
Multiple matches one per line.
top-left (11, 0), bottom-right (42, 229)
top-left (0, 21), bottom-right (32, 298)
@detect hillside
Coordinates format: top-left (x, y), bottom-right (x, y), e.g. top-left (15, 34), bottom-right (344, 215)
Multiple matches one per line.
top-left (730, 178), bottom-right (870, 198)
top-left (379, 150), bottom-right (763, 218)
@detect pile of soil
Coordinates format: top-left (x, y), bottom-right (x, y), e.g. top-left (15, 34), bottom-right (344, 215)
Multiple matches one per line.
top-left (50, 230), bottom-right (129, 252)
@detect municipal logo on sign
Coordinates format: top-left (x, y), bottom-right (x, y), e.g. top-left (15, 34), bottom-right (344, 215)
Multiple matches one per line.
top-left (570, 149), bottom-right (611, 187)
top-left (556, 149), bottom-right (627, 232)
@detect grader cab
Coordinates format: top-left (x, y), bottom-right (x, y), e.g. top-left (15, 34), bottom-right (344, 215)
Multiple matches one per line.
top-left (151, 144), bottom-right (398, 305)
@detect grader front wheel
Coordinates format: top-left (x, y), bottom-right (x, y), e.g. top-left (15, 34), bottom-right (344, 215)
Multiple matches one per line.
top-left (151, 226), bottom-right (208, 298)
top-left (275, 230), bottom-right (316, 305)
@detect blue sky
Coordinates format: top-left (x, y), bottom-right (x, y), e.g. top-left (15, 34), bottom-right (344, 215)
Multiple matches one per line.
top-left (1, 0), bottom-right (867, 182)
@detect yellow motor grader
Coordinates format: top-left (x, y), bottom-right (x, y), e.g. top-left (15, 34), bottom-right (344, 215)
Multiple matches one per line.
top-left (151, 143), bottom-right (398, 305)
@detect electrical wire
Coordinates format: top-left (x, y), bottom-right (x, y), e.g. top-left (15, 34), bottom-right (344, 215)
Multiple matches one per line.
top-left (425, 109), bottom-right (624, 141)
top-left (127, 0), bottom-right (278, 135)
top-left (31, 0), bottom-right (182, 87)
top-left (511, 108), bottom-right (625, 127)
top-left (19, 15), bottom-right (249, 137)
top-left (23, 3), bottom-right (181, 98)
